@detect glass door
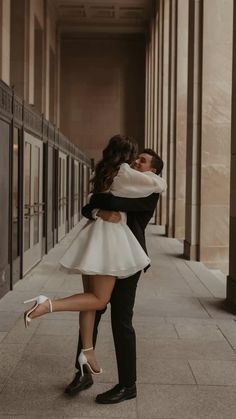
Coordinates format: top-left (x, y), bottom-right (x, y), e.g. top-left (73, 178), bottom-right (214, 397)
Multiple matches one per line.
top-left (83, 164), bottom-right (88, 206)
top-left (12, 127), bottom-right (20, 284)
top-left (23, 132), bottom-right (43, 274)
top-left (58, 151), bottom-right (67, 240)
top-left (73, 160), bottom-right (79, 225)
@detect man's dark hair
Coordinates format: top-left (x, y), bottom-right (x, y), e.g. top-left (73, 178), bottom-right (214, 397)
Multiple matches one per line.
top-left (142, 148), bottom-right (164, 175)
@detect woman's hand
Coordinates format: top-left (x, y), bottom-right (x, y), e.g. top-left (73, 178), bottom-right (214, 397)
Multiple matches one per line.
top-left (97, 210), bottom-right (121, 223)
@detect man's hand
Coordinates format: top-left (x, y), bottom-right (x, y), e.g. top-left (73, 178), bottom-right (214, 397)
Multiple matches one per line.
top-left (97, 210), bottom-right (121, 223)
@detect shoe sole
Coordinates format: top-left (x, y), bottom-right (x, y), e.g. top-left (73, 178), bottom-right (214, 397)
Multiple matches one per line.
top-left (96, 393), bottom-right (136, 404)
top-left (65, 381), bottom-right (93, 396)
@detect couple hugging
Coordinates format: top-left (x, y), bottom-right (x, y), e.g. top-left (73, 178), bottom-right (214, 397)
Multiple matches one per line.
top-left (24, 134), bottom-right (167, 404)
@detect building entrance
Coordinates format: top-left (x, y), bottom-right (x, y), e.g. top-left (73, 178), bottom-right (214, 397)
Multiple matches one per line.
top-left (23, 133), bottom-right (43, 274)
top-left (58, 151), bottom-right (67, 241)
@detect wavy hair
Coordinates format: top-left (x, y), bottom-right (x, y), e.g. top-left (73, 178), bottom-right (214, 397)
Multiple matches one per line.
top-left (91, 135), bottom-right (138, 193)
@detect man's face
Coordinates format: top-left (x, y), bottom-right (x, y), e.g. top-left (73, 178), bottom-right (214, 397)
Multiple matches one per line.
top-left (133, 153), bottom-right (156, 173)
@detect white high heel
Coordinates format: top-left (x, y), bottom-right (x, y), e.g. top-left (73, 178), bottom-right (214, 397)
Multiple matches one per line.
top-left (23, 295), bottom-right (52, 328)
top-left (78, 347), bottom-right (103, 377)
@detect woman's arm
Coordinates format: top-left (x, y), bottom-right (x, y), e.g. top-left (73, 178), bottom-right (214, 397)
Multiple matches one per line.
top-left (110, 163), bottom-right (167, 198)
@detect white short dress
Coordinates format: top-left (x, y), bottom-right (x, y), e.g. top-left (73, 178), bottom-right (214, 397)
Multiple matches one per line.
top-left (60, 163), bottom-right (167, 278)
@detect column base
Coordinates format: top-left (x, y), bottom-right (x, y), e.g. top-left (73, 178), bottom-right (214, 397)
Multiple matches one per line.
top-left (183, 240), bottom-right (199, 260)
top-left (226, 276), bottom-right (236, 311)
top-left (166, 224), bottom-right (174, 238)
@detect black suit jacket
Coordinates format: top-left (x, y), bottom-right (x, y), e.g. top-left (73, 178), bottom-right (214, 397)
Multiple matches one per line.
top-left (82, 193), bottom-right (159, 255)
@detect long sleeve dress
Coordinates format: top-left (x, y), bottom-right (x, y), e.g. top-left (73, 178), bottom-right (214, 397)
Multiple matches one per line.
top-left (60, 163), bottom-right (167, 278)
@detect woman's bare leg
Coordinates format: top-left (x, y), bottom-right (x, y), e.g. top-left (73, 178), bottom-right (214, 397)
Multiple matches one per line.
top-left (79, 275), bottom-right (103, 372)
top-left (27, 275), bottom-right (116, 371)
top-left (28, 275), bottom-right (116, 319)
top-left (79, 276), bottom-right (98, 371)
top-left (79, 275), bottom-right (95, 350)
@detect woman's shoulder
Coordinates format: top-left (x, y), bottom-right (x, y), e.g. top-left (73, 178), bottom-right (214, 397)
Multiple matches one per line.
top-left (119, 162), bottom-right (130, 170)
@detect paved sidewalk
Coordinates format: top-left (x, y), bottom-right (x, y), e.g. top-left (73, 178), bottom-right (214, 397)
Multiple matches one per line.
top-left (0, 224), bottom-right (236, 419)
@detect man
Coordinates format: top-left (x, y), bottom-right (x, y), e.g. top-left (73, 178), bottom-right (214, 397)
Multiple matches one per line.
top-left (65, 149), bottom-right (165, 404)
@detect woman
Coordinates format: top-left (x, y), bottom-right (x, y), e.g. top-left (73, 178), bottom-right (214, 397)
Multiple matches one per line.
top-left (24, 135), bottom-right (166, 376)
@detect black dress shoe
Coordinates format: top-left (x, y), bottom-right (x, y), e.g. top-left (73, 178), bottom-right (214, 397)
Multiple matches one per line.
top-left (95, 384), bottom-right (137, 404)
top-left (65, 371), bottom-right (93, 396)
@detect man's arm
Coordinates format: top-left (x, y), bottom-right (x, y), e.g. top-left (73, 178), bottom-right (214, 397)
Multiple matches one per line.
top-left (89, 193), bottom-right (159, 213)
top-left (82, 193), bottom-right (159, 220)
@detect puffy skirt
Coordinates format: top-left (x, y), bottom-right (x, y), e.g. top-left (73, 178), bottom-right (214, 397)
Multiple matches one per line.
top-left (60, 215), bottom-right (150, 278)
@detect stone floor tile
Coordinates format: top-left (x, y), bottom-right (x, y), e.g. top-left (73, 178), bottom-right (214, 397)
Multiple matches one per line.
top-left (186, 261), bottom-right (226, 299)
top-left (0, 332), bottom-right (6, 343)
top-left (199, 298), bottom-right (236, 320)
top-left (0, 311), bottom-right (20, 332)
top-left (35, 319), bottom-right (79, 336)
top-left (137, 384), bottom-right (236, 419)
top-left (189, 360), bottom-right (236, 385)
top-left (166, 318), bottom-right (217, 326)
top-left (134, 296), bottom-right (209, 319)
top-left (137, 338), bottom-right (236, 360)
top-left (0, 382), bottom-right (137, 417)
top-left (174, 324), bottom-right (225, 340)
top-left (0, 344), bottom-right (25, 391)
top-left (217, 322), bottom-right (236, 351)
top-left (173, 260), bottom-right (212, 298)
top-left (137, 359), bottom-right (195, 385)
top-left (134, 319), bottom-right (178, 339)
top-left (23, 334), bottom-right (78, 357)
top-left (0, 416), bottom-right (82, 419)
top-left (3, 317), bottom-right (38, 344)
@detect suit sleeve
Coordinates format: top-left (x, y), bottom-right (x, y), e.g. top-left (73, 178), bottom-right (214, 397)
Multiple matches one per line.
top-left (81, 203), bottom-right (95, 220)
top-left (88, 193), bottom-right (159, 213)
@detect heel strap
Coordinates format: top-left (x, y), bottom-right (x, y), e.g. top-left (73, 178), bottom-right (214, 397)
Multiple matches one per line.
top-left (48, 299), bottom-right (53, 313)
top-left (82, 347), bottom-right (93, 352)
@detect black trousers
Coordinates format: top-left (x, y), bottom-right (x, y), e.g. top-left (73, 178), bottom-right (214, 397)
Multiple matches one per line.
top-left (75, 270), bottom-right (141, 387)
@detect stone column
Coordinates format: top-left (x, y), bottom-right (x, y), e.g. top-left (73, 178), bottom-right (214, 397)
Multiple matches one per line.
top-left (153, 5), bottom-right (159, 152)
top-left (199, 0), bottom-right (233, 272)
top-left (150, 16), bottom-right (155, 148)
top-left (145, 41), bottom-right (149, 146)
top-left (185, 0), bottom-right (233, 272)
top-left (156, 0), bottom-right (164, 225)
top-left (174, 0), bottom-right (189, 239)
top-left (159, 0), bottom-right (170, 230)
top-left (56, 27), bottom-right (61, 128)
top-left (166, 0), bottom-right (177, 237)
top-left (0, 0), bottom-right (10, 85)
top-left (227, 1), bottom-right (236, 306)
top-left (184, 0), bottom-right (203, 261)
top-left (157, 0), bottom-right (163, 158)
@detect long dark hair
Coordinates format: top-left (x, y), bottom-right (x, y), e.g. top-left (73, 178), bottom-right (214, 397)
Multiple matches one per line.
top-left (91, 135), bottom-right (138, 193)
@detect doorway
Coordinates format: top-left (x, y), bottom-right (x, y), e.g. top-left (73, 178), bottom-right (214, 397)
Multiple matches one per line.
top-left (23, 133), bottom-right (43, 274)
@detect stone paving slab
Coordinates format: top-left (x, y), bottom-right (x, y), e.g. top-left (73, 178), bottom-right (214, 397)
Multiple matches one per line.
top-left (137, 359), bottom-right (196, 385)
top-left (0, 382), bottom-right (137, 417)
top-left (134, 295), bottom-right (209, 318)
top-left (0, 332), bottom-right (7, 343)
top-left (137, 337), bottom-right (236, 360)
top-left (186, 261), bottom-right (226, 299)
top-left (189, 359), bottom-right (236, 385)
top-left (137, 384), bottom-right (236, 419)
top-left (174, 323), bottom-right (225, 340)
top-left (0, 311), bottom-right (21, 332)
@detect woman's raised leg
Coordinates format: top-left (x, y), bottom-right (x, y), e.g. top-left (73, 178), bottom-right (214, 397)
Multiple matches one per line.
top-left (26, 275), bottom-right (116, 319)
top-left (79, 275), bottom-right (99, 372)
